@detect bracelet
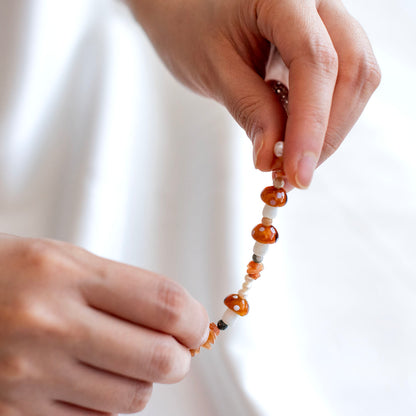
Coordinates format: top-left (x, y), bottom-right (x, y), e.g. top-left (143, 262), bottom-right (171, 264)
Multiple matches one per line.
top-left (191, 82), bottom-right (289, 356)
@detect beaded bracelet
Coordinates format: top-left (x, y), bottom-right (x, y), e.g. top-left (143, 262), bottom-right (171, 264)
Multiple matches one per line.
top-left (190, 81), bottom-right (289, 356)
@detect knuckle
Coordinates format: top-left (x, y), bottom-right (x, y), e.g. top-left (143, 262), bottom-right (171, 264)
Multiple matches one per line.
top-left (20, 239), bottom-right (59, 274)
top-left (297, 104), bottom-right (329, 133)
top-left (15, 300), bottom-right (65, 341)
top-left (320, 133), bottom-right (342, 165)
top-left (230, 94), bottom-right (263, 137)
top-left (361, 55), bottom-right (382, 90)
top-left (155, 279), bottom-right (187, 328)
top-left (304, 37), bottom-right (338, 76)
top-left (324, 127), bottom-right (344, 156)
top-left (125, 381), bottom-right (152, 414)
top-left (341, 51), bottom-right (381, 92)
top-left (0, 354), bottom-right (30, 392)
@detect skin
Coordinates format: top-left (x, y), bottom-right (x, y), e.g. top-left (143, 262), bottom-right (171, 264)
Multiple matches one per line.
top-left (128, 0), bottom-right (381, 188)
top-left (0, 0), bottom-right (381, 414)
top-left (0, 235), bottom-right (209, 415)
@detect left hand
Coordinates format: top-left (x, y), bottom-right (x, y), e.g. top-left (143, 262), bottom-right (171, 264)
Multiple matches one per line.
top-left (127, 0), bottom-right (381, 189)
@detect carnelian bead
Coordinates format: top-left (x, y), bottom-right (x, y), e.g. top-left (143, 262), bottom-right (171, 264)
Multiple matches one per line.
top-left (273, 176), bottom-right (285, 190)
top-left (190, 322), bottom-right (220, 356)
top-left (261, 186), bottom-right (287, 207)
top-left (251, 224), bottom-right (278, 244)
top-left (202, 322), bottom-right (220, 349)
top-left (224, 294), bottom-right (249, 316)
top-left (248, 272), bottom-right (260, 280)
top-left (247, 261), bottom-right (264, 274)
top-left (261, 217), bottom-right (273, 226)
top-left (272, 168), bottom-right (286, 180)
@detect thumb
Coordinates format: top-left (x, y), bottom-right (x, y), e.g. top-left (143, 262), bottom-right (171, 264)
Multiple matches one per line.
top-left (216, 53), bottom-right (287, 171)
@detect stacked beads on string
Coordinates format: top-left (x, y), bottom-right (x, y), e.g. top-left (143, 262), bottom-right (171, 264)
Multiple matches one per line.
top-left (215, 154), bottom-right (287, 333)
top-left (190, 81), bottom-right (289, 356)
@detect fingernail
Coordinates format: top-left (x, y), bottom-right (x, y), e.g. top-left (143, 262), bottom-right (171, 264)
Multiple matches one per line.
top-left (201, 324), bottom-right (210, 345)
top-left (295, 152), bottom-right (317, 189)
top-left (253, 134), bottom-right (264, 167)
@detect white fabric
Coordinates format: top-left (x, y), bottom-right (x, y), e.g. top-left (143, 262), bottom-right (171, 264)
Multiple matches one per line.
top-left (0, 1), bottom-right (415, 415)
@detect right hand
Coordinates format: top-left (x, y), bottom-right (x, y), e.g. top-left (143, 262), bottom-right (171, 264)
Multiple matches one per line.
top-left (0, 234), bottom-right (209, 415)
top-left (130, 0), bottom-right (381, 188)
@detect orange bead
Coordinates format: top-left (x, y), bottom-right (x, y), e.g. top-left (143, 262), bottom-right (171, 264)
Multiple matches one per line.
top-left (261, 186), bottom-right (287, 207)
top-left (261, 217), bottom-right (273, 226)
top-left (272, 168), bottom-right (286, 180)
top-left (224, 294), bottom-right (249, 316)
top-left (190, 322), bottom-right (220, 356)
top-left (202, 322), bottom-right (220, 349)
top-left (247, 261), bottom-right (264, 274)
top-left (248, 272), bottom-right (260, 280)
top-left (251, 224), bottom-right (278, 244)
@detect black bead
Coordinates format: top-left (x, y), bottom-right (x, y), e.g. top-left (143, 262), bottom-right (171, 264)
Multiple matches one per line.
top-left (217, 320), bottom-right (228, 330)
top-left (252, 254), bottom-right (263, 263)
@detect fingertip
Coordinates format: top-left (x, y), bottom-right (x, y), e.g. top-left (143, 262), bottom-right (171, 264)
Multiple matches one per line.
top-left (285, 152), bottom-right (318, 189)
top-left (188, 304), bottom-right (210, 350)
top-left (252, 133), bottom-right (264, 168)
top-left (161, 340), bottom-right (193, 384)
top-left (200, 322), bottom-right (210, 346)
top-left (253, 131), bottom-right (285, 171)
top-left (295, 152), bottom-right (318, 189)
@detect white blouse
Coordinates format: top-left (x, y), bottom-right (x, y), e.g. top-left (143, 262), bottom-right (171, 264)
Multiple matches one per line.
top-left (0, 1), bottom-right (415, 415)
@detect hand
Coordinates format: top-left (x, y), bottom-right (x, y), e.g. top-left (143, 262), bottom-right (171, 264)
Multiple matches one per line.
top-left (128, 0), bottom-right (381, 188)
top-left (0, 234), bottom-right (209, 415)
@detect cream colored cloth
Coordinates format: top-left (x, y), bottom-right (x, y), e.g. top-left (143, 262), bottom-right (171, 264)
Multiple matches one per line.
top-left (0, 1), bottom-right (415, 415)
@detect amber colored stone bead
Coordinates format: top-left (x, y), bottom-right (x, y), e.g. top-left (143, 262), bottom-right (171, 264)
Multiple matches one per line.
top-left (261, 186), bottom-right (287, 207)
top-left (202, 322), bottom-right (220, 349)
top-left (190, 322), bottom-right (220, 356)
top-left (272, 168), bottom-right (286, 180)
top-left (262, 217), bottom-right (273, 226)
top-left (247, 261), bottom-right (264, 274)
top-left (224, 294), bottom-right (249, 316)
top-left (248, 272), bottom-right (260, 280)
top-left (251, 224), bottom-right (278, 244)
top-left (273, 177), bottom-right (285, 189)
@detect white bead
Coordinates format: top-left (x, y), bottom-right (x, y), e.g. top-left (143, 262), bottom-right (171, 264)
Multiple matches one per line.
top-left (221, 308), bottom-right (239, 326)
top-left (238, 288), bottom-right (249, 297)
top-left (262, 204), bottom-right (278, 219)
top-left (273, 177), bottom-right (285, 189)
top-left (245, 275), bottom-right (255, 284)
top-left (274, 141), bottom-right (284, 158)
top-left (242, 280), bottom-right (253, 290)
top-left (238, 282), bottom-right (252, 297)
top-left (239, 277), bottom-right (256, 297)
top-left (253, 242), bottom-right (269, 257)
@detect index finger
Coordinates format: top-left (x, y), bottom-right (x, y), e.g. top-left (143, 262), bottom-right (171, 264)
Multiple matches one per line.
top-left (80, 254), bottom-right (209, 350)
top-left (258, 0), bottom-right (338, 188)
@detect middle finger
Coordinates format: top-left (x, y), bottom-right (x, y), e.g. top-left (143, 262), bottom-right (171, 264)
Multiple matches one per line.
top-left (69, 305), bottom-right (191, 385)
